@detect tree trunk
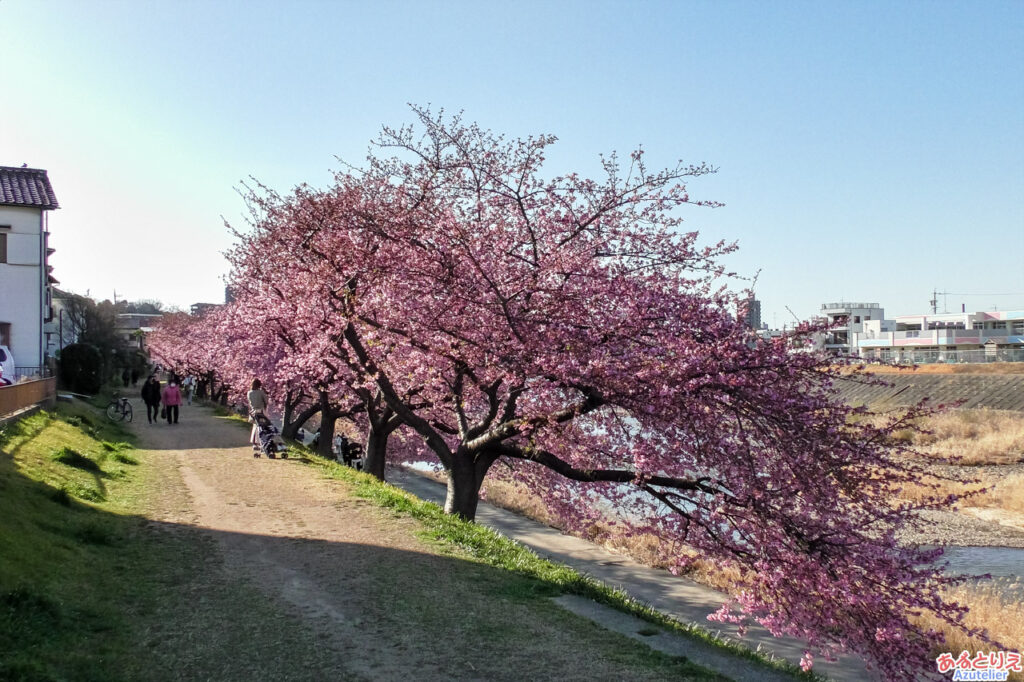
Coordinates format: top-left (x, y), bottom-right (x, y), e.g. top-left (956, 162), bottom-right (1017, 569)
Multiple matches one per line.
top-left (318, 414), bottom-right (337, 458)
top-left (282, 395), bottom-right (295, 436)
top-left (362, 427), bottom-right (389, 480)
top-left (362, 405), bottom-right (401, 481)
top-left (281, 401), bottom-right (319, 442)
top-left (316, 390), bottom-right (338, 458)
top-left (443, 450), bottom-right (498, 521)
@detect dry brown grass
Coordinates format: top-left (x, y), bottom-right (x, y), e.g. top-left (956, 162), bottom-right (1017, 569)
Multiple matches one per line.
top-left (883, 408), bottom-right (1024, 465)
top-left (914, 580), bottom-right (1024, 681)
top-left (973, 474), bottom-right (1024, 515)
top-left (916, 410), bottom-right (1024, 465)
top-left (479, 478), bottom-right (557, 526)
top-left (891, 466), bottom-right (1024, 517)
top-left (896, 472), bottom-right (987, 507)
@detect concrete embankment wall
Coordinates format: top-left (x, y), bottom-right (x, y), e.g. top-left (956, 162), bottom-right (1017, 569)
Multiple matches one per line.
top-left (834, 374), bottom-right (1024, 412)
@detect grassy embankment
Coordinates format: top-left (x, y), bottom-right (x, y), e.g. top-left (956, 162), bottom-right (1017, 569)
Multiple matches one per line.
top-left (0, 400), bottom-right (353, 681)
top-left (3, 399), bottom-right (799, 681)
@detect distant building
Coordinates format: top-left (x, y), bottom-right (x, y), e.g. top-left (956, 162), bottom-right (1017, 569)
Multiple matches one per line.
top-left (856, 310), bottom-right (1024, 362)
top-left (740, 296), bottom-right (762, 330)
top-left (190, 302), bottom-right (221, 316)
top-left (115, 312), bottom-right (164, 350)
top-left (818, 302), bottom-right (885, 355)
top-left (0, 166), bottom-right (60, 374)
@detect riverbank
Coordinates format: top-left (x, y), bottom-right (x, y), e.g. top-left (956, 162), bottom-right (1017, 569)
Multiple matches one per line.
top-left (898, 461), bottom-right (1024, 548)
top-left (898, 508), bottom-right (1024, 548)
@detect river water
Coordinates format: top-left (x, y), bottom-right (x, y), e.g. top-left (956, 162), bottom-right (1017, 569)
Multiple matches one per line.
top-left (938, 545), bottom-right (1024, 579)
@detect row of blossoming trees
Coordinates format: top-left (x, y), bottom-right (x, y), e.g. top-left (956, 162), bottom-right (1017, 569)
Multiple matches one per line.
top-left (148, 108), bottom-right (986, 678)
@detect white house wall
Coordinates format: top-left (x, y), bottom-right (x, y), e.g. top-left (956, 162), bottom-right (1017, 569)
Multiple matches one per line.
top-left (0, 205), bottom-right (44, 367)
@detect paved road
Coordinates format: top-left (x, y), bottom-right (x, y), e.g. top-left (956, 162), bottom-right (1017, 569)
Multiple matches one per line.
top-left (388, 468), bottom-right (877, 682)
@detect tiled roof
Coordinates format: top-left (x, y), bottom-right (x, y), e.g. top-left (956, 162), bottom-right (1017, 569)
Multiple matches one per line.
top-left (0, 166), bottom-right (60, 209)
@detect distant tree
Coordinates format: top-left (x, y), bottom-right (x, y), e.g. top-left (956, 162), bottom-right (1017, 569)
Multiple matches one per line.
top-left (123, 299), bottom-right (165, 315)
top-left (56, 293), bottom-right (129, 382)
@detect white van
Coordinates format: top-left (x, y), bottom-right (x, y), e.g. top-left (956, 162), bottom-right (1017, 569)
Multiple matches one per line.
top-left (0, 345), bottom-right (14, 385)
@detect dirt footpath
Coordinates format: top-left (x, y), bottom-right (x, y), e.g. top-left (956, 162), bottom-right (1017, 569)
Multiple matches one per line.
top-left (124, 403), bottom-right (712, 682)
top-left (128, 405), bottom-right (451, 680)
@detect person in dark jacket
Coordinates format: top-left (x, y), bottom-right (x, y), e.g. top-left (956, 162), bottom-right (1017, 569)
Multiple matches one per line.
top-left (141, 376), bottom-right (162, 424)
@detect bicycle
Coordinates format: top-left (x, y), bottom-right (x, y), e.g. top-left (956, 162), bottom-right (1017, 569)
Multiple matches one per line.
top-left (106, 396), bottom-right (133, 422)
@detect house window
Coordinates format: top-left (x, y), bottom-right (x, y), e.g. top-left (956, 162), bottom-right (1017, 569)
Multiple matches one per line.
top-left (993, 322), bottom-right (1007, 330)
top-left (0, 232), bottom-right (7, 263)
top-left (973, 322), bottom-right (984, 330)
top-left (0, 322), bottom-right (10, 347)
top-left (854, 316), bottom-right (861, 323)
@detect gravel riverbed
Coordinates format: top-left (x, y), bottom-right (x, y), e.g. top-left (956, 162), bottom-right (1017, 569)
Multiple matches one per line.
top-left (898, 461), bottom-right (1024, 548)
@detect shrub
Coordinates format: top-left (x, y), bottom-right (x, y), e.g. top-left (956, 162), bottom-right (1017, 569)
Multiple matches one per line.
top-left (58, 344), bottom-right (104, 394)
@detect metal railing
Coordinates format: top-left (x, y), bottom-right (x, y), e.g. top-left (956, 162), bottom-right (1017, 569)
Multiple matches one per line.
top-left (14, 365), bottom-right (52, 381)
top-left (822, 302), bottom-right (880, 311)
top-left (861, 348), bottom-right (1024, 365)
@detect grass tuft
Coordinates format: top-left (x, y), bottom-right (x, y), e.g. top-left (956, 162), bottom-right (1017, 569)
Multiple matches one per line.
top-left (111, 452), bottom-right (139, 466)
top-left (48, 486), bottom-right (73, 506)
top-left (0, 586), bottom-right (63, 623)
top-left (50, 446), bottom-right (102, 473)
top-left (71, 520), bottom-right (119, 545)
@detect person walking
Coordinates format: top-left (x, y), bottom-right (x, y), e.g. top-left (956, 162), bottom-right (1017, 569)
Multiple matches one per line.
top-left (141, 375), bottom-right (162, 424)
top-left (162, 379), bottom-right (182, 425)
top-left (182, 375), bottom-right (195, 405)
top-left (247, 379), bottom-right (269, 446)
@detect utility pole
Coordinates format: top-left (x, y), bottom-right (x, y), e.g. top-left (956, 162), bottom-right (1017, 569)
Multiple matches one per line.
top-left (929, 288), bottom-right (951, 314)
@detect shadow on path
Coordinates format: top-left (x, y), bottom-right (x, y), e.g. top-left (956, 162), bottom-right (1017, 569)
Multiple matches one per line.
top-left (388, 468), bottom-right (877, 682)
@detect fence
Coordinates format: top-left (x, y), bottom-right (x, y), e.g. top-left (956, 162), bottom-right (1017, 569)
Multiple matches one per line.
top-left (0, 377), bottom-right (58, 419)
top-left (860, 348), bottom-right (1024, 365)
top-left (14, 365), bottom-right (52, 381)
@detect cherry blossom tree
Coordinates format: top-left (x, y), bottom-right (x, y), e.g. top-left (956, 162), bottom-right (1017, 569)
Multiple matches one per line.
top-left (212, 108), bottom-right (986, 678)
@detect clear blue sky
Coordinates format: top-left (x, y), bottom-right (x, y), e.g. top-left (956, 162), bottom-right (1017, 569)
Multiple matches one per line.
top-left (2, 0), bottom-right (1021, 325)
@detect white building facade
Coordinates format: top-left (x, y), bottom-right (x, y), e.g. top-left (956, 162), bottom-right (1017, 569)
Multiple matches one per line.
top-left (0, 166), bottom-right (60, 374)
top-left (857, 310), bottom-right (1024, 363)
top-left (818, 302), bottom-right (886, 355)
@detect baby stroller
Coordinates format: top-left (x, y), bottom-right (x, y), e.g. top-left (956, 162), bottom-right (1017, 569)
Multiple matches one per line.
top-left (251, 411), bottom-right (287, 459)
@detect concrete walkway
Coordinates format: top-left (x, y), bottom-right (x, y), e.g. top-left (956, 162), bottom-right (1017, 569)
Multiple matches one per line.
top-left (388, 468), bottom-right (877, 682)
